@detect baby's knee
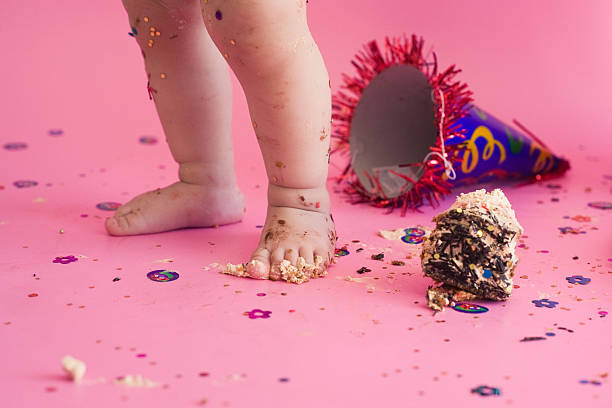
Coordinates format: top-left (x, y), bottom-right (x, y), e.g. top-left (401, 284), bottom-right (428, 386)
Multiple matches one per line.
top-left (201, 0), bottom-right (308, 69)
top-left (202, 0), bottom-right (306, 36)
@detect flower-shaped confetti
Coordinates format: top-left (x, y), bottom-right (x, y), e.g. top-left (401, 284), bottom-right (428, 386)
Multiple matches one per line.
top-left (247, 309), bottom-right (272, 319)
top-left (532, 298), bottom-right (559, 308)
top-left (53, 255), bottom-right (78, 264)
top-left (566, 275), bottom-right (591, 285)
top-left (471, 385), bottom-right (501, 397)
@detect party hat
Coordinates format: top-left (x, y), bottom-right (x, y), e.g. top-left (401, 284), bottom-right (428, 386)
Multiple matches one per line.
top-left (332, 35), bottom-right (569, 214)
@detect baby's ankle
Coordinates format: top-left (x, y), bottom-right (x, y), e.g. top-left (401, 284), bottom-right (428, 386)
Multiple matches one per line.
top-left (267, 183), bottom-right (330, 213)
top-left (178, 161), bottom-right (238, 188)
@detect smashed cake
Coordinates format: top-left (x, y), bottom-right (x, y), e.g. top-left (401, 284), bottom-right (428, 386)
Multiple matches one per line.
top-left (421, 189), bottom-right (523, 310)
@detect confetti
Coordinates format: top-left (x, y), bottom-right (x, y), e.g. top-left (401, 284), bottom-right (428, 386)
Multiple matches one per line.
top-left (519, 336), bottom-right (546, 342)
top-left (13, 180), bottom-right (38, 188)
top-left (532, 299), bottom-right (559, 308)
top-left (48, 129), bottom-right (64, 136)
top-left (452, 303), bottom-right (488, 314)
top-left (247, 309), bottom-right (271, 319)
top-left (565, 275), bottom-right (591, 285)
top-left (138, 135), bottom-right (158, 144)
top-left (334, 247), bottom-right (349, 257)
top-left (587, 201), bottom-right (611, 210)
top-left (558, 226), bottom-right (585, 235)
top-left (53, 255), bottom-right (78, 264)
top-left (3, 142), bottom-right (27, 150)
top-left (96, 202), bottom-right (121, 211)
top-left (471, 385), bottom-right (501, 397)
top-left (147, 270), bottom-right (179, 282)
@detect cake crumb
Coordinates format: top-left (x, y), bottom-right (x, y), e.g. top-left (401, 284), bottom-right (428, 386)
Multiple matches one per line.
top-left (378, 228), bottom-right (405, 240)
top-left (61, 355), bottom-right (86, 383)
top-left (114, 374), bottom-right (159, 388)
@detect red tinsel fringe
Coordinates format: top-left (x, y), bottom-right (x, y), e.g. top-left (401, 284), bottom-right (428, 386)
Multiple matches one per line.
top-left (331, 35), bottom-right (473, 215)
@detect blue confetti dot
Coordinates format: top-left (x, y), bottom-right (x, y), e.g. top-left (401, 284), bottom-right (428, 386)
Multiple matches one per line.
top-left (482, 269), bottom-right (492, 279)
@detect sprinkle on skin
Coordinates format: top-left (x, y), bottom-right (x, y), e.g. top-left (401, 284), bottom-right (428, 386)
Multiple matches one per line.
top-left (275, 161), bottom-right (284, 168)
top-left (144, 16), bottom-right (149, 23)
top-left (223, 53), bottom-right (229, 59)
top-left (160, 73), bottom-right (167, 79)
top-left (230, 39), bottom-right (236, 46)
top-left (252, 121), bottom-right (257, 128)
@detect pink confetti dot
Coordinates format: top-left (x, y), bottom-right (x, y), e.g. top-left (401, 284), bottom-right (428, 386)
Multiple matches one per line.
top-left (136, 353), bottom-right (147, 358)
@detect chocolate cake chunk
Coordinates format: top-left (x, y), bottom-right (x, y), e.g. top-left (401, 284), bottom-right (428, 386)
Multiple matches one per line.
top-left (421, 189), bottom-right (523, 305)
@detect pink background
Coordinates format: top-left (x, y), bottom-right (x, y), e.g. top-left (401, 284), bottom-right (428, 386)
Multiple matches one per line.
top-left (1, 1), bottom-right (611, 407)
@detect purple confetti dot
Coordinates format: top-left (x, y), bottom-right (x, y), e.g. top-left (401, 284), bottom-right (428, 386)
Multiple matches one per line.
top-left (215, 10), bottom-right (223, 20)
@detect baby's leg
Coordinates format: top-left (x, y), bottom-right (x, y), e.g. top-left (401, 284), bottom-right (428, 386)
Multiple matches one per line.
top-left (106, 0), bottom-right (244, 235)
top-left (201, 0), bottom-right (336, 278)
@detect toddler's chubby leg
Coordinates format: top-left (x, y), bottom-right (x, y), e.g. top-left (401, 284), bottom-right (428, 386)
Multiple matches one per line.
top-left (106, 0), bottom-right (245, 235)
top-left (201, 0), bottom-right (336, 278)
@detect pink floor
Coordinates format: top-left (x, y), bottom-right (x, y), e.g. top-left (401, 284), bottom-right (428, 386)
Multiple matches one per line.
top-left (2, 1), bottom-right (611, 407)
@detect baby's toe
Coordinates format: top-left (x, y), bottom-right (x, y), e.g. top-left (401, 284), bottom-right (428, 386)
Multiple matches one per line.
top-left (269, 248), bottom-right (285, 280)
top-left (284, 248), bottom-right (298, 266)
top-left (105, 212), bottom-right (136, 236)
top-left (298, 246), bottom-right (315, 265)
top-left (314, 247), bottom-right (331, 267)
top-left (247, 249), bottom-right (270, 280)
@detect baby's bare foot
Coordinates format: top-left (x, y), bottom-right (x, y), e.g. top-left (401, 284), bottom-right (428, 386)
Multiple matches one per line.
top-left (105, 181), bottom-right (245, 236)
top-left (246, 185), bottom-right (336, 280)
